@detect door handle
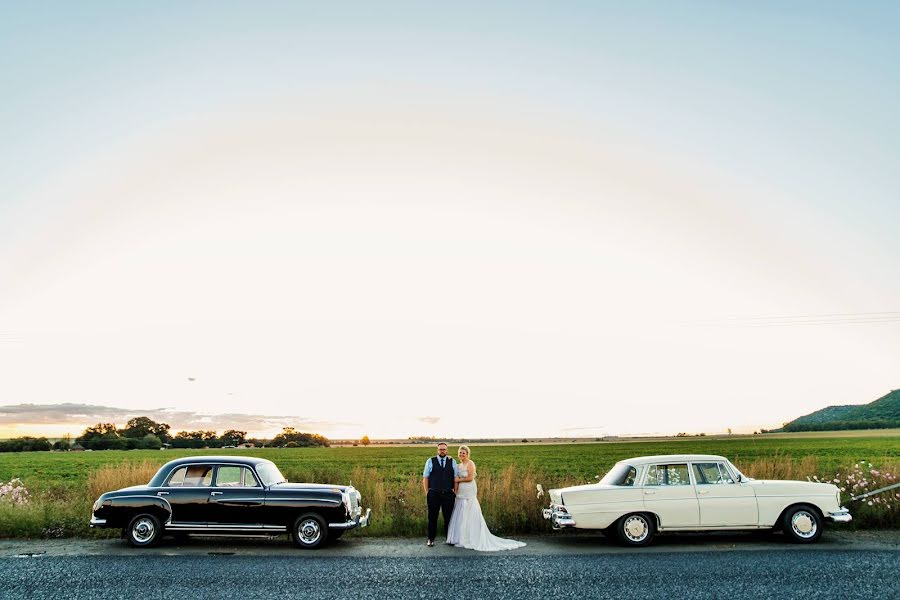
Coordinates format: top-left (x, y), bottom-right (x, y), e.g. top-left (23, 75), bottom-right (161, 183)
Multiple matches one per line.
top-left (157, 491), bottom-right (169, 496)
top-left (210, 491), bottom-right (223, 496)
top-left (698, 490), bottom-right (709, 495)
top-left (644, 490), bottom-right (656, 495)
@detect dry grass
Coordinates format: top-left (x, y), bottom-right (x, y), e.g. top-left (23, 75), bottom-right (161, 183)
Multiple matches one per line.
top-left (86, 461), bottom-right (159, 501)
top-left (742, 455), bottom-right (821, 480)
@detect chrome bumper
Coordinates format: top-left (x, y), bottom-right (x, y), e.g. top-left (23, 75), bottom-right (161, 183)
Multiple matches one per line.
top-left (329, 508), bottom-right (372, 530)
top-left (89, 516), bottom-right (107, 528)
top-left (542, 505), bottom-right (576, 529)
top-left (827, 508), bottom-right (852, 523)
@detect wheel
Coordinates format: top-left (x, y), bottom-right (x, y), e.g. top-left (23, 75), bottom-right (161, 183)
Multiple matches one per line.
top-left (125, 513), bottom-right (162, 548)
top-left (782, 505), bottom-right (823, 543)
top-left (291, 513), bottom-right (328, 549)
top-left (615, 513), bottom-right (654, 547)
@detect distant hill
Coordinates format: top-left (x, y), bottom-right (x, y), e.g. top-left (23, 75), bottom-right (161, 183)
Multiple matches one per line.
top-left (780, 389), bottom-right (900, 432)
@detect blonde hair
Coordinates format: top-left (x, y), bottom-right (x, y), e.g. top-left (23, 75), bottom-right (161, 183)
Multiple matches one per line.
top-left (458, 445), bottom-right (471, 457)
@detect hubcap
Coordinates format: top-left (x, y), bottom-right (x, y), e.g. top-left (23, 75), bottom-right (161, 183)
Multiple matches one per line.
top-left (132, 518), bottom-right (156, 543)
top-left (298, 519), bottom-right (322, 544)
top-left (623, 515), bottom-right (649, 542)
top-left (791, 511), bottom-right (817, 538)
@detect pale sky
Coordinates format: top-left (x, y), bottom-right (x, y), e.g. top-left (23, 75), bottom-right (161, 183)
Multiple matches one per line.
top-left (1, 2), bottom-right (899, 439)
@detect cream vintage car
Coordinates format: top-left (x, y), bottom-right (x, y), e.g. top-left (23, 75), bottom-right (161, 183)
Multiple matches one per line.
top-left (542, 454), bottom-right (851, 546)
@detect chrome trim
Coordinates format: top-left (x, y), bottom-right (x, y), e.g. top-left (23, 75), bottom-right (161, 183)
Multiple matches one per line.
top-left (166, 523), bottom-right (288, 533)
top-left (542, 504), bottom-right (576, 529)
top-left (89, 516), bottom-right (107, 527)
top-left (828, 508), bottom-right (853, 523)
top-left (329, 508), bottom-right (372, 530)
top-left (264, 498), bottom-right (342, 505)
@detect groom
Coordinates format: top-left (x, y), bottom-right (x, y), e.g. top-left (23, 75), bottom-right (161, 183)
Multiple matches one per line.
top-left (422, 442), bottom-right (459, 547)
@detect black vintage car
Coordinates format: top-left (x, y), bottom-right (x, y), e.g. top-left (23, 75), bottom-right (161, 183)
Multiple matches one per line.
top-left (90, 456), bottom-right (371, 549)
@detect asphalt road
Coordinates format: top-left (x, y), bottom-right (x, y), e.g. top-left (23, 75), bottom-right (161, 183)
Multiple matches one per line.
top-left (2, 533), bottom-right (898, 599)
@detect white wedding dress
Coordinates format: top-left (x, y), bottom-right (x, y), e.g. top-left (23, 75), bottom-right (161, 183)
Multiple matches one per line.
top-left (446, 464), bottom-right (526, 552)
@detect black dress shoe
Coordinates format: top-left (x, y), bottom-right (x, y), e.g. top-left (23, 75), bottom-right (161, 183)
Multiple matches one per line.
top-left (426, 539), bottom-right (434, 547)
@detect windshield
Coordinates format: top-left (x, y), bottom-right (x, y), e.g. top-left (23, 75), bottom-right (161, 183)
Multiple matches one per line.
top-left (599, 462), bottom-right (638, 486)
top-left (255, 462), bottom-right (287, 486)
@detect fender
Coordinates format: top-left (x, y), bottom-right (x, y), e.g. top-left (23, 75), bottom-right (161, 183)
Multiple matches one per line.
top-left (101, 494), bottom-right (173, 526)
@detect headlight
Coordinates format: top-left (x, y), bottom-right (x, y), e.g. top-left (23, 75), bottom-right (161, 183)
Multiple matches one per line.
top-left (92, 498), bottom-right (103, 512)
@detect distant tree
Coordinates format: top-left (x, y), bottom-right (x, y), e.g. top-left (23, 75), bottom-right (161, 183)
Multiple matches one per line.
top-left (170, 430), bottom-right (220, 449)
top-left (220, 430), bottom-right (247, 446)
top-left (272, 427), bottom-right (330, 448)
top-left (81, 423), bottom-right (118, 438)
top-left (123, 417), bottom-right (171, 442)
top-left (360, 435), bottom-right (371, 446)
top-left (78, 423), bottom-right (125, 450)
top-left (139, 434), bottom-right (163, 449)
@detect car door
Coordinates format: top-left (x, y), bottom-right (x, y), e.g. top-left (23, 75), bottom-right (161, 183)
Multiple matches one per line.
top-left (160, 464), bottom-right (213, 524)
top-left (691, 462), bottom-right (758, 526)
top-left (641, 463), bottom-right (700, 528)
top-left (208, 465), bottom-right (266, 526)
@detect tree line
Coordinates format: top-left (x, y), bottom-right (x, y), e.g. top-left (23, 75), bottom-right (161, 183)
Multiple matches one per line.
top-left (0, 417), bottom-right (330, 451)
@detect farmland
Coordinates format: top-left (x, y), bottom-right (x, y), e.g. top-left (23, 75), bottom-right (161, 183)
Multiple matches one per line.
top-left (1, 432), bottom-right (898, 538)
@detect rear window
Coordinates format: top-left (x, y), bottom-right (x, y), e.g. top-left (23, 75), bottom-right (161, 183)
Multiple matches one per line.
top-left (600, 463), bottom-right (639, 486)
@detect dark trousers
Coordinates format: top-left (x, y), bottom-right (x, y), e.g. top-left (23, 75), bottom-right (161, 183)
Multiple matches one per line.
top-left (426, 489), bottom-right (455, 541)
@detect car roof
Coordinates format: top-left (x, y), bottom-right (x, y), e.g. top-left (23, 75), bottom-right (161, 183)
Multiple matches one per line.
top-left (618, 454), bottom-right (730, 465)
top-left (160, 455), bottom-right (275, 469)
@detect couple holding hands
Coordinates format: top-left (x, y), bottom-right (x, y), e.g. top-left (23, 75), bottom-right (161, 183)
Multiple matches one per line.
top-left (421, 442), bottom-right (526, 552)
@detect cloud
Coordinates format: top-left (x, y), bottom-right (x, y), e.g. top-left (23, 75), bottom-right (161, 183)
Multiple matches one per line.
top-left (559, 426), bottom-right (606, 433)
top-left (0, 403), bottom-right (354, 434)
top-left (418, 416), bottom-right (441, 425)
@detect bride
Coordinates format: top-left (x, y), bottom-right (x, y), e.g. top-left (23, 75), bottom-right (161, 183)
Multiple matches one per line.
top-left (446, 445), bottom-right (526, 552)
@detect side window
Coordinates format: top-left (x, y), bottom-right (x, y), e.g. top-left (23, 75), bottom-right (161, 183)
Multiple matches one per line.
top-left (693, 462), bottom-right (735, 485)
top-left (216, 466), bottom-right (242, 487)
top-left (645, 464), bottom-right (690, 486)
top-left (215, 466), bottom-right (259, 487)
top-left (167, 466), bottom-right (187, 487)
top-left (243, 468), bottom-right (259, 487)
top-left (715, 462), bottom-right (734, 484)
top-left (183, 465), bottom-right (213, 487)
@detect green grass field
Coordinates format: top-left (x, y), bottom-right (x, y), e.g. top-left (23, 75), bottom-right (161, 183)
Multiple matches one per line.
top-left (1, 432), bottom-right (898, 538)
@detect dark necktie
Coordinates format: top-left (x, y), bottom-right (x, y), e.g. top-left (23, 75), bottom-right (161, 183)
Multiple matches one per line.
top-left (440, 458), bottom-right (445, 468)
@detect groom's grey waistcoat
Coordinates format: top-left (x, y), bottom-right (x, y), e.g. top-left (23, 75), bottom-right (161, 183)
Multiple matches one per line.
top-left (428, 456), bottom-right (454, 492)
